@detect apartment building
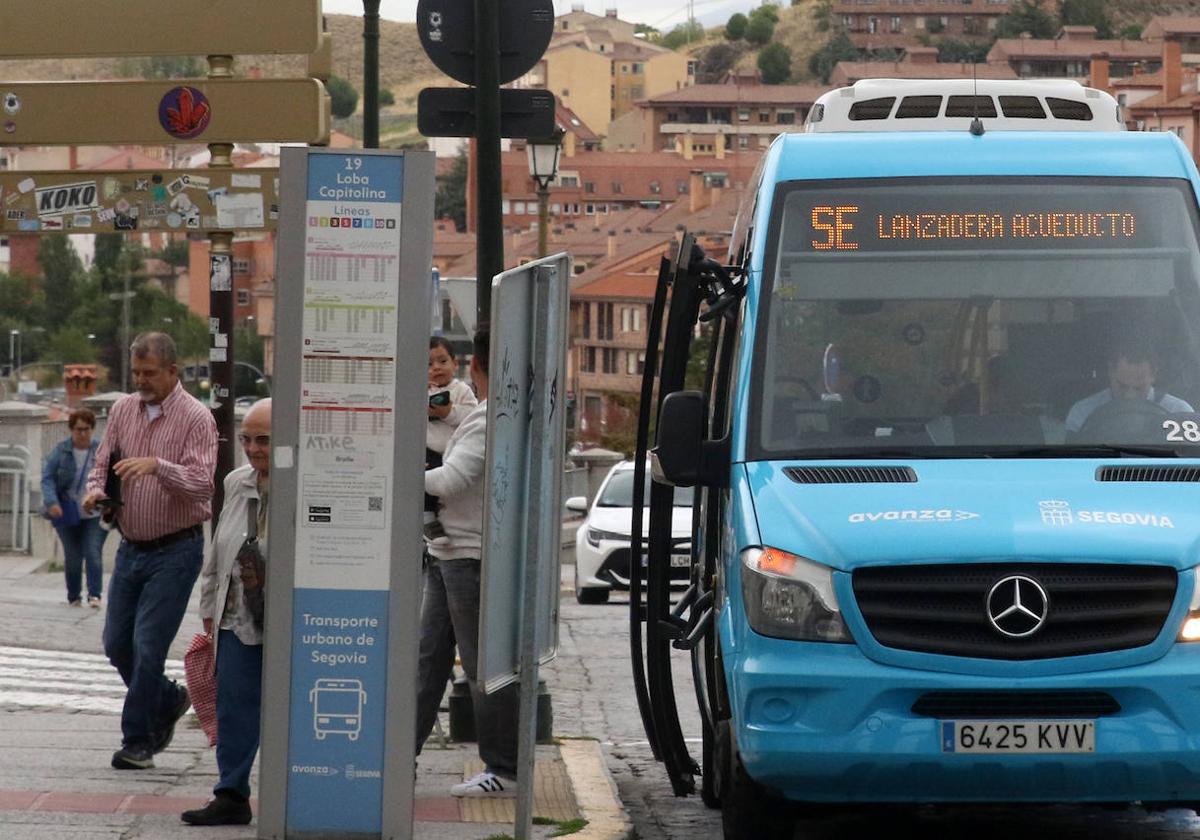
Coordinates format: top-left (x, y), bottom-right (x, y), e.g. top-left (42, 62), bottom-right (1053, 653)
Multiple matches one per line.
top-left (834, 0), bottom-right (1028, 51)
top-left (613, 80), bottom-right (828, 154)
top-left (988, 26), bottom-right (1160, 78)
top-left (513, 10), bottom-right (693, 137)
top-left (491, 148), bottom-right (761, 230)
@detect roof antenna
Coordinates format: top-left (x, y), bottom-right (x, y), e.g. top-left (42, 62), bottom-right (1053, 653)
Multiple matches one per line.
top-left (969, 60), bottom-right (985, 136)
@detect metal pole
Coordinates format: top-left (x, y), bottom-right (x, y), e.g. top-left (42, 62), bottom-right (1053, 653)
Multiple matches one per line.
top-left (207, 55), bottom-right (237, 522)
top-left (474, 0), bottom-right (503, 323)
top-left (363, 0), bottom-right (381, 149)
top-left (120, 267), bottom-right (130, 391)
top-left (537, 185), bottom-right (549, 259)
top-left (513, 267), bottom-right (553, 840)
top-left (14, 333), bottom-right (20, 387)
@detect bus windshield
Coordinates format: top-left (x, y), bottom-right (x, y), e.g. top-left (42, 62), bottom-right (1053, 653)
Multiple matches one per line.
top-left (752, 177), bottom-right (1200, 459)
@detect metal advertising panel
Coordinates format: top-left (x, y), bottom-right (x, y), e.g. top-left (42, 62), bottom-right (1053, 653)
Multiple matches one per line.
top-left (0, 0), bottom-right (321, 58)
top-left (0, 80), bottom-right (329, 146)
top-left (259, 148), bottom-right (434, 838)
top-left (479, 253), bottom-right (571, 693)
top-left (0, 169), bottom-right (279, 235)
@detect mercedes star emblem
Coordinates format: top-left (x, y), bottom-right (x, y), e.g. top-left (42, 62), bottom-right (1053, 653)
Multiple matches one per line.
top-left (986, 575), bottom-right (1050, 638)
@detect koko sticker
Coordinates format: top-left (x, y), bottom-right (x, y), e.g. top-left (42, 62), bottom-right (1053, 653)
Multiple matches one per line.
top-left (35, 181), bottom-right (99, 217)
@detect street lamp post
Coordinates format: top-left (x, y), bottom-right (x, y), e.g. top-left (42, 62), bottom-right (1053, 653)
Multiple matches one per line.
top-left (8, 330), bottom-right (18, 382)
top-left (526, 129), bottom-right (565, 259)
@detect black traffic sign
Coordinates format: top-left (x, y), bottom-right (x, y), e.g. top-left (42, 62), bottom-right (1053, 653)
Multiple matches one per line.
top-left (418, 88), bottom-right (556, 138)
top-left (417, 0), bottom-right (554, 86)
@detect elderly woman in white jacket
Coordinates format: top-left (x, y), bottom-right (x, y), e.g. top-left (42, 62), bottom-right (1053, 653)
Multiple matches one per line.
top-left (182, 399), bottom-right (271, 828)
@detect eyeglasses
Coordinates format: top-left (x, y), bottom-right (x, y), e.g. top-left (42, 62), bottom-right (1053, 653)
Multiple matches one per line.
top-left (238, 434), bottom-right (271, 446)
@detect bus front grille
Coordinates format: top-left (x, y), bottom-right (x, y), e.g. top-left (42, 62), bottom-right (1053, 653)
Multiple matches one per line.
top-left (852, 563), bottom-right (1177, 660)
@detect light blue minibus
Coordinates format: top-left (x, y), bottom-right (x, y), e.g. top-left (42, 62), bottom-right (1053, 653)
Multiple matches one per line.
top-left (631, 79), bottom-right (1200, 839)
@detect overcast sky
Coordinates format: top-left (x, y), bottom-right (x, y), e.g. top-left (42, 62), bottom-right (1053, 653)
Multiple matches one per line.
top-left (320, 0), bottom-right (716, 32)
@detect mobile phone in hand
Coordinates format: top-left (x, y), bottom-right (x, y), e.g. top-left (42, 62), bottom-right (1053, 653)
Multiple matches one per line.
top-left (429, 391), bottom-right (451, 407)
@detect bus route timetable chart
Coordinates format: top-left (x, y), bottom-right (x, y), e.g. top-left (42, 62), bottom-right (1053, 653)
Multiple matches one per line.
top-left (296, 152), bottom-right (405, 591)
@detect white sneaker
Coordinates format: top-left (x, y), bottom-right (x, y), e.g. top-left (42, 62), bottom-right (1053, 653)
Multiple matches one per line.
top-left (450, 771), bottom-right (517, 798)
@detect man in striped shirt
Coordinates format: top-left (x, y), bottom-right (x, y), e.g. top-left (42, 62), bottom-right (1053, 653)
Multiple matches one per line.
top-left (83, 332), bottom-right (218, 770)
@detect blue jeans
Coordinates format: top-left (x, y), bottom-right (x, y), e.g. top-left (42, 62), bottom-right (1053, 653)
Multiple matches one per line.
top-left (102, 533), bottom-right (203, 749)
top-left (56, 517), bottom-right (106, 602)
top-left (215, 629), bottom-right (262, 800)
top-left (415, 557), bottom-right (519, 779)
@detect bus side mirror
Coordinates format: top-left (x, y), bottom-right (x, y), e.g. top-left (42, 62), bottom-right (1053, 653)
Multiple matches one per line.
top-left (651, 390), bottom-right (729, 488)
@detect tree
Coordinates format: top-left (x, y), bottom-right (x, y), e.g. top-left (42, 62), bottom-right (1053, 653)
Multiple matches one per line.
top-left (753, 3), bottom-right (780, 23)
top-left (328, 75), bottom-right (360, 119)
top-left (48, 327), bottom-right (98, 365)
top-left (661, 20), bottom-right (706, 50)
top-left (725, 12), bottom-right (748, 40)
top-left (995, 0), bottom-right (1056, 39)
top-left (1059, 0), bottom-right (1111, 38)
top-left (698, 42), bottom-right (743, 83)
top-left (436, 149), bottom-right (469, 231)
top-left (93, 234), bottom-right (125, 278)
top-left (156, 239), bottom-right (190, 269)
top-left (937, 39), bottom-right (990, 63)
top-left (758, 42), bottom-right (792, 84)
top-left (809, 31), bottom-right (859, 83)
top-left (744, 13), bottom-right (776, 46)
top-left (38, 235), bottom-right (83, 325)
top-left (379, 88), bottom-right (396, 107)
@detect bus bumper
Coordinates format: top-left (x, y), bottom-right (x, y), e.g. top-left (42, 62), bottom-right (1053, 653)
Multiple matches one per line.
top-left (734, 638), bottom-right (1200, 804)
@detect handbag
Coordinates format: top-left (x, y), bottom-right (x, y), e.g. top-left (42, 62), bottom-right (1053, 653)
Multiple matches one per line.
top-left (183, 632), bottom-right (218, 747)
top-left (236, 498), bottom-right (266, 631)
top-left (51, 446), bottom-right (90, 528)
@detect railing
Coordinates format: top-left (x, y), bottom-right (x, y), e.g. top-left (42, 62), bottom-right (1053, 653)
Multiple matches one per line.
top-left (0, 445), bottom-right (31, 553)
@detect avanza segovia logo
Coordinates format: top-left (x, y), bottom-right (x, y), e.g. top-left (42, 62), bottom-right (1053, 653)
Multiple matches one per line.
top-left (847, 509), bottom-right (980, 523)
top-left (1039, 500), bottom-right (1175, 529)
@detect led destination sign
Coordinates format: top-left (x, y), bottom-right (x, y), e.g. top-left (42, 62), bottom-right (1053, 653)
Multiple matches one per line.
top-left (784, 180), bottom-right (1187, 254)
top-left (811, 206), bottom-right (1139, 251)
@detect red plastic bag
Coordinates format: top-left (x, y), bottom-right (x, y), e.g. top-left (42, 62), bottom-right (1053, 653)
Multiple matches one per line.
top-left (183, 632), bottom-right (218, 747)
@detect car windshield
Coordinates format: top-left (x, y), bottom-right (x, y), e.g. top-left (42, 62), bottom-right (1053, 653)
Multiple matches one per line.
top-left (598, 470), bottom-right (695, 507)
top-left (752, 177), bottom-right (1200, 459)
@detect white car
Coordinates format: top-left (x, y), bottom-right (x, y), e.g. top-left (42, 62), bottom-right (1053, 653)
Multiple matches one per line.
top-left (566, 460), bottom-right (695, 604)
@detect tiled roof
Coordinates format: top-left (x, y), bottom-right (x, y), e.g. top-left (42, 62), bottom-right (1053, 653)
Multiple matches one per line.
top-left (1125, 89), bottom-right (1199, 110)
top-left (1143, 16), bottom-right (1200, 39)
top-left (557, 102), bottom-right (599, 142)
top-left (988, 37), bottom-right (1160, 62)
top-left (832, 61), bottom-right (1017, 84)
top-left (573, 271), bottom-right (660, 300)
top-left (500, 149), bottom-right (763, 203)
top-left (83, 148), bottom-right (168, 170)
top-left (643, 83), bottom-right (828, 106)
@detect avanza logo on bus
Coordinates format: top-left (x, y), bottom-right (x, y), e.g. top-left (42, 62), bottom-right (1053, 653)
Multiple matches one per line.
top-left (35, 181), bottom-right (99, 217)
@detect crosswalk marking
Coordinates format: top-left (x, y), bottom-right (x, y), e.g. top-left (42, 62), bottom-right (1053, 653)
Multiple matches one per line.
top-left (0, 645), bottom-right (185, 715)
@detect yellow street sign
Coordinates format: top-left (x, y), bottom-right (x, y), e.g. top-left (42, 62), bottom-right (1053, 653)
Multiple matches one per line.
top-left (0, 80), bottom-right (329, 145)
top-left (0, 169), bottom-right (281, 234)
top-left (0, 0), bottom-right (320, 58)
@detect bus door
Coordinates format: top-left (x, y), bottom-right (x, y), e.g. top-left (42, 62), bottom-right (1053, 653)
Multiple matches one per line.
top-left (630, 232), bottom-right (745, 801)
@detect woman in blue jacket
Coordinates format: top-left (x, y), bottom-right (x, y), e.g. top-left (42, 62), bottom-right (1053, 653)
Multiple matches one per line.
top-left (41, 407), bottom-right (107, 607)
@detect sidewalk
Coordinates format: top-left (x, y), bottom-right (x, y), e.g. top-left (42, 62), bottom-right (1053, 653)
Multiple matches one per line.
top-left (0, 552), bottom-right (630, 840)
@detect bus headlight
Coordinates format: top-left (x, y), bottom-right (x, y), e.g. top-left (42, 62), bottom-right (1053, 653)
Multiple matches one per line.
top-left (740, 547), bottom-right (852, 643)
top-left (1179, 571), bottom-right (1200, 641)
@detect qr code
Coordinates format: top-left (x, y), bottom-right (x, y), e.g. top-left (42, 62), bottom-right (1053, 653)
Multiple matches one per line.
top-left (367, 496), bottom-right (383, 512)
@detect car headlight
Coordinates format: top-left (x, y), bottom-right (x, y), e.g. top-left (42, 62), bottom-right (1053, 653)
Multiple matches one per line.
top-left (740, 547), bottom-right (852, 642)
top-left (586, 527), bottom-right (628, 549)
top-left (1179, 569), bottom-right (1200, 641)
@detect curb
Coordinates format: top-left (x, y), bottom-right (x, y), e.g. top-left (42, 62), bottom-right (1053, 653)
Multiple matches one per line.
top-left (558, 739), bottom-right (634, 840)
